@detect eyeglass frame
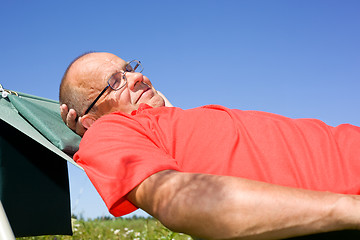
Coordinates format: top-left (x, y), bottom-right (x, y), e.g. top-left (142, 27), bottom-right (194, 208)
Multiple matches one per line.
top-left (83, 60), bottom-right (143, 116)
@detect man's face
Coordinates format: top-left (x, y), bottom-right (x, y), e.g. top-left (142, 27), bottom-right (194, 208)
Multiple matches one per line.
top-left (69, 52), bottom-right (165, 117)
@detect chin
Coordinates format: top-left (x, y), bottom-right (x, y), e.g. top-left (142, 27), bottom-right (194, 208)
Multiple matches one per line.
top-left (148, 95), bottom-right (166, 108)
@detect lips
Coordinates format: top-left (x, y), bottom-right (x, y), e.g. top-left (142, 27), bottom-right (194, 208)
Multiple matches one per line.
top-left (135, 88), bottom-right (151, 104)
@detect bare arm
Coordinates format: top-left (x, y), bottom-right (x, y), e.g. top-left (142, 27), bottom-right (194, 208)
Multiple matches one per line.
top-left (128, 170), bottom-right (360, 240)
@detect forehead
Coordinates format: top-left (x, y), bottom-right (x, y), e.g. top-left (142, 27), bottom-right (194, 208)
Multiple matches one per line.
top-left (85, 53), bottom-right (127, 75)
top-left (70, 53), bottom-right (128, 84)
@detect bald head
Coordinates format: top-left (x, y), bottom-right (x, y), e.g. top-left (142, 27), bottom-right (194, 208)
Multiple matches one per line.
top-left (59, 52), bottom-right (127, 116)
top-left (60, 52), bottom-right (165, 129)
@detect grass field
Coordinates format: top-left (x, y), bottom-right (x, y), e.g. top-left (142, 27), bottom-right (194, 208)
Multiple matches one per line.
top-left (16, 216), bottom-right (194, 240)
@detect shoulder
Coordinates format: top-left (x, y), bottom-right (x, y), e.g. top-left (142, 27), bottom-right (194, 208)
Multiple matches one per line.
top-left (80, 112), bottom-right (142, 146)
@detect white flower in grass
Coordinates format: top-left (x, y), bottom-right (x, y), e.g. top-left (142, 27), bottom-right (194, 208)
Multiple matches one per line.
top-left (114, 229), bottom-right (121, 235)
top-left (126, 229), bottom-right (134, 235)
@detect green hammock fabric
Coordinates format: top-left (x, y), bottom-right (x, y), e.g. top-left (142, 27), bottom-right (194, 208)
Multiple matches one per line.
top-left (7, 93), bottom-right (81, 156)
top-left (0, 89), bottom-right (80, 237)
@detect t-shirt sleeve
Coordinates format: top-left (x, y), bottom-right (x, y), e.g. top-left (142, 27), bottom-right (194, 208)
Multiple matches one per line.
top-left (73, 113), bottom-right (180, 217)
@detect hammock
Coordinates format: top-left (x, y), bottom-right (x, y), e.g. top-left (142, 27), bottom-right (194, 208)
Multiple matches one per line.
top-left (0, 84), bottom-right (81, 237)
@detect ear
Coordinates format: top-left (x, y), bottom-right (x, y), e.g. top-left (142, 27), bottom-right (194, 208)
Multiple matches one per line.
top-left (80, 115), bottom-right (97, 129)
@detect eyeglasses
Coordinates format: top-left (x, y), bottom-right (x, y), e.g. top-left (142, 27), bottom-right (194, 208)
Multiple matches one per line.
top-left (83, 60), bottom-right (143, 115)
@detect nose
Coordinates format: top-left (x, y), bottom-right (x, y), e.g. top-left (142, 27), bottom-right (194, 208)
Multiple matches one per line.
top-left (125, 72), bottom-right (144, 90)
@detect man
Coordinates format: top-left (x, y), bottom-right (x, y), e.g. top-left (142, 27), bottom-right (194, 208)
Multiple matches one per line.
top-left (60, 52), bottom-right (360, 240)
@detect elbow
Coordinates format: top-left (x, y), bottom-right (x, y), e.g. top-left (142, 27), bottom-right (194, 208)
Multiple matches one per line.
top-left (130, 170), bottom-right (233, 238)
top-left (155, 201), bottom-right (182, 233)
top-left (154, 194), bottom-right (205, 236)
top-left (151, 173), bottom-right (228, 238)
top-left (149, 174), bottom-right (189, 232)
top-left (129, 170), bottom-right (193, 232)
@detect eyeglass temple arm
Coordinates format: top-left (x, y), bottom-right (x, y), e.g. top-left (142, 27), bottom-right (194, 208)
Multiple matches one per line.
top-left (84, 85), bottom-right (109, 115)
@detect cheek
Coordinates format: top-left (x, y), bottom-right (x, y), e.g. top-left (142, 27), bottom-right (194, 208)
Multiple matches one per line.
top-left (113, 89), bottom-right (130, 103)
top-left (105, 91), bottom-right (126, 110)
top-left (111, 89), bottom-right (137, 113)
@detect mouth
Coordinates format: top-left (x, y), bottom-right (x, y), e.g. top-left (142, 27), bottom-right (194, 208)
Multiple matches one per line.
top-left (135, 88), bottom-right (151, 104)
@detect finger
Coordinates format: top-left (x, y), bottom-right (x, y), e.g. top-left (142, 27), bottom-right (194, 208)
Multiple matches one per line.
top-left (76, 117), bottom-right (86, 137)
top-left (60, 104), bottom-right (69, 123)
top-left (66, 109), bottom-right (78, 130)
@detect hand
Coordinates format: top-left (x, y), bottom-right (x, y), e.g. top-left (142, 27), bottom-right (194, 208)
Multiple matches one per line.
top-left (60, 104), bottom-right (86, 136)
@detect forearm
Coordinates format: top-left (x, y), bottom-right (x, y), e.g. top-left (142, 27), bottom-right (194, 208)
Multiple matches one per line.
top-left (128, 171), bottom-right (360, 240)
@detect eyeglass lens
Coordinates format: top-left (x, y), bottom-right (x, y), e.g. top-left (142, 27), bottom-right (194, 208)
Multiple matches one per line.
top-left (108, 61), bottom-right (143, 90)
top-left (108, 72), bottom-right (126, 90)
top-left (126, 60), bottom-right (143, 73)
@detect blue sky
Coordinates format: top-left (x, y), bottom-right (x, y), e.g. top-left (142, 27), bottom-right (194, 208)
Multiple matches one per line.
top-left (1, 0), bottom-right (359, 219)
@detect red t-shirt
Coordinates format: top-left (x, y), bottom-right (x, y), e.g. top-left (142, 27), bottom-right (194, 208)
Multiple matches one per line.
top-left (74, 104), bottom-right (360, 217)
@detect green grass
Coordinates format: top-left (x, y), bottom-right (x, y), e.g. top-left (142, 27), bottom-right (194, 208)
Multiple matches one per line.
top-left (16, 217), bottom-right (194, 240)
